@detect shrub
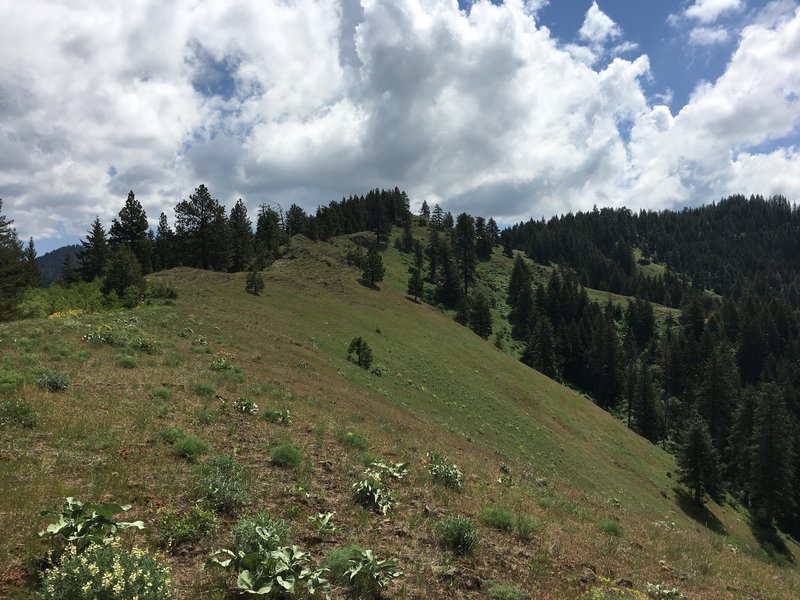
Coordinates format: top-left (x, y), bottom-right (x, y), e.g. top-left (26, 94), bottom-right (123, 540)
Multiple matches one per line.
top-left (347, 337), bottom-right (372, 369)
top-left (324, 545), bottom-right (363, 582)
top-left (232, 512), bottom-right (291, 555)
top-left (172, 435), bottom-right (209, 462)
top-left (270, 441), bottom-right (303, 469)
top-left (307, 511), bottom-right (337, 538)
top-left (160, 427), bottom-right (186, 444)
top-left (344, 548), bottom-right (402, 598)
top-left (365, 460), bottom-right (409, 481)
top-left (193, 455), bottom-right (249, 514)
top-left (352, 475), bottom-right (395, 515)
top-left (426, 451), bottom-right (464, 490)
top-left (210, 358), bottom-right (242, 375)
top-left (337, 430), bottom-right (368, 450)
top-left (42, 539), bottom-right (173, 600)
top-left (150, 387), bottom-right (172, 401)
top-left (158, 505), bottom-right (218, 551)
top-left (435, 516), bottom-right (479, 555)
top-left (487, 580), bottom-right (530, 600)
top-left (36, 369), bottom-right (70, 392)
top-left (192, 383), bottom-right (214, 397)
top-left (479, 506), bottom-right (514, 532)
top-left (116, 354), bottom-right (138, 369)
top-left (598, 518), bottom-right (623, 537)
top-left (262, 408), bottom-right (292, 424)
top-left (0, 398), bottom-right (37, 428)
top-left (234, 397), bottom-right (259, 415)
top-left (208, 545), bottom-right (328, 598)
top-left (646, 582), bottom-right (686, 599)
top-left (515, 513), bottom-right (541, 541)
top-left (148, 282), bottom-right (178, 300)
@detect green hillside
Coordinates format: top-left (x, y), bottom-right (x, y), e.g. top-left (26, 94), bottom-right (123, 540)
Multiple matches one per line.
top-left (1, 233), bottom-right (798, 599)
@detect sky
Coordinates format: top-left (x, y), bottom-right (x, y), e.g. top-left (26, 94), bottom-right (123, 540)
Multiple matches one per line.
top-left (1, 0), bottom-right (799, 253)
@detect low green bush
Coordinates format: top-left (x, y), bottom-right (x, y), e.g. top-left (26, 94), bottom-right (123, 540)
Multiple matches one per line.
top-left (158, 505), bottom-right (218, 551)
top-left (479, 506), bottom-right (514, 532)
top-left (36, 369), bottom-right (70, 392)
top-left (337, 430), bottom-right (369, 450)
top-left (232, 512), bottom-right (291, 555)
top-left (270, 441), bottom-right (303, 469)
top-left (599, 518), bottom-right (623, 537)
top-left (487, 580), bottom-right (530, 600)
top-left (0, 398), bottom-right (37, 428)
top-left (116, 354), bottom-right (138, 369)
top-left (435, 516), bottom-right (479, 555)
top-left (193, 455), bottom-right (249, 514)
top-left (171, 435), bottom-right (208, 462)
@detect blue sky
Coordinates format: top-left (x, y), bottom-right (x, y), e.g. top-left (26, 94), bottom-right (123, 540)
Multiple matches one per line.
top-left (1, 0), bottom-right (799, 253)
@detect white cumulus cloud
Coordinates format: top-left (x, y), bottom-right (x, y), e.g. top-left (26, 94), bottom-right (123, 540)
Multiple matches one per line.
top-left (689, 25), bottom-right (731, 45)
top-left (685, 0), bottom-right (743, 23)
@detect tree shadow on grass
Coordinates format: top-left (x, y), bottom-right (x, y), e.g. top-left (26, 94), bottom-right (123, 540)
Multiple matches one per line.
top-left (748, 518), bottom-right (795, 565)
top-left (357, 278), bottom-right (380, 290)
top-left (673, 487), bottom-right (726, 535)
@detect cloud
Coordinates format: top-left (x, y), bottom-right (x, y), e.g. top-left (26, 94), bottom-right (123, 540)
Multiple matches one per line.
top-left (689, 25), bottom-right (731, 45)
top-left (0, 0), bottom-right (798, 247)
top-left (685, 0), bottom-right (743, 23)
top-left (579, 1), bottom-right (620, 45)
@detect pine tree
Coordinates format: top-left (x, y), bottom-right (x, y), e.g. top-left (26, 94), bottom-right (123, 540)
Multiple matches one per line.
top-left (174, 185), bottom-right (231, 271)
top-left (677, 413), bottom-right (721, 505)
top-left (697, 345), bottom-right (739, 458)
top-left (152, 213), bottom-right (176, 271)
top-left (255, 204), bottom-right (284, 264)
top-left (245, 266), bottom-right (265, 296)
top-left (285, 204), bottom-right (308, 238)
top-left (431, 204), bottom-right (444, 230)
top-left (436, 244), bottom-right (461, 307)
top-left (228, 199), bottom-right (254, 272)
top-left (427, 229), bottom-right (440, 283)
top-left (59, 253), bottom-right (80, 287)
top-left (523, 317), bottom-right (559, 379)
top-left (22, 237), bottom-right (41, 288)
top-left (475, 217), bottom-right (492, 260)
top-left (469, 291), bottom-right (493, 339)
top-left (749, 383), bottom-right (795, 526)
top-left (362, 246), bottom-right (385, 288)
top-left (507, 254), bottom-right (532, 306)
top-left (109, 190), bottom-right (152, 273)
top-left (454, 213), bottom-right (477, 295)
top-left (420, 200), bottom-right (430, 225)
top-left (0, 199), bottom-right (26, 321)
top-left (407, 268), bottom-right (424, 302)
top-left (399, 220), bottom-right (414, 253)
top-left (102, 245), bottom-right (144, 297)
top-left (79, 217), bottom-right (109, 282)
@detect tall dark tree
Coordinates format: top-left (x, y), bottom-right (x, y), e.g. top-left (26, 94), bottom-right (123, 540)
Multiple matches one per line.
top-left (22, 237), bottom-right (41, 288)
top-left (431, 204), bottom-right (444, 230)
top-left (152, 213), bottom-right (176, 271)
top-left (436, 244), bottom-right (461, 308)
top-left (109, 190), bottom-right (152, 273)
top-left (523, 317), bottom-right (559, 379)
top-left (475, 216), bottom-right (493, 260)
top-left (749, 384), bottom-right (795, 526)
top-left (0, 199), bottom-right (26, 321)
top-left (696, 345), bottom-right (739, 457)
top-left (407, 267), bottom-right (424, 302)
top-left (228, 199), bottom-right (254, 272)
top-left (677, 413), bottom-right (722, 505)
top-left (454, 213), bottom-right (477, 295)
top-left (174, 185), bottom-right (231, 271)
top-left (420, 200), bottom-right (430, 225)
top-left (79, 217), bottom-right (109, 282)
top-left (362, 246), bottom-right (385, 288)
top-left (427, 228), bottom-right (441, 283)
top-left (507, 254), bottom-right (532, 306)
top-left (469, 291), bottom-right (493, 339)
top-left (285, 203), bottom-right (308, 238)
top-left (102, 245), bottom-right (145, 297)
top-left (255, 204), bottom-right (284, 264)
top-left (59, 253), bottom-right (80, 287)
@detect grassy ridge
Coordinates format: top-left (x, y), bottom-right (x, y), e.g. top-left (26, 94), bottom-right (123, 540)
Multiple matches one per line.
top-left (0, 234), bottom-right (798, 598)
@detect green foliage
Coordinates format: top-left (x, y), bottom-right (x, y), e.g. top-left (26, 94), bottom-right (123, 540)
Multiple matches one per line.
top-left (0, 369), bottom-right (23, 394)
top-left (365, 460), bottom-right (409, 481)
top-left (246, 266), bottom-right (265, 296)
top-left (435, 516), bottom-right (479, 555)
top-left (234, 397), bottom-right (259, 414)
top-left (676, 413), bottom-right (721, 505)
top-left (307, 512), bottom-right (337, 538)
top-left (347, 336), bottom-right (373, 369)
top-left (263, 408), bottom-right (292, 424)
top-left (352, 474), bottom-right (396, 515)
top-left (17, 280), bottom-right (107, 319)
top-left (646, 583), bottom-right (686, 599)
top-left (36, 369), bottom-right (70, 392)
top-left (361, 246), bottom-right (385, 287)
top-left (103, 245), bottom-right (145, 298)
top-left (270, 441), bottom-right (303, 469)
top-left (514, 513), bottom-right (541, 541)
top-left (192, 383), bottom-right (215, 397)
top-left (232, 512), bottom-right (291, 555)
top-left (338, 430), bottom-right (369, 450)
top-left (487, 580), bottom-right (531, 600)
top-left (41, 539), bottom-right (173, 600)
top-left (598, 518), bottom-right (623, 537)
top-left (210, 357), bottom-right (243, 376)
top-left (150, 387), bottom-right (172, 401)
top-left (116, 354), bottom-right (138, 369)
top-left (174, 184), bottom-right (232, 271)
top-left (323, 545), bottom-right (363, 582)
top-left (207, 544), bottom-right (329, 598)
top-left (158, 505), bottom-right (218, 551)
top-left (147, 282), bottom-right (178, 300)
top-left (426, 451), bottom-right (464, 490)
top-left (171, 434), bottom-right (209, 462)
top-left (38, 497), bottom-right (145, 557)
top-left (0, 398), bottom-right (37, 428)
top-left (479, 506), bottom-right (514, 532)
top-left (343, 547), bottom-right (402, 598)
top-left (160, 426), bottom-right (186, 444)
top-left (193, 455), bottom-right (249, 514)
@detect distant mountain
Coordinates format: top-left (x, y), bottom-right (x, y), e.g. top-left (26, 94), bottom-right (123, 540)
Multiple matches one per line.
top-left (36, 244), bottom-right (81, 287)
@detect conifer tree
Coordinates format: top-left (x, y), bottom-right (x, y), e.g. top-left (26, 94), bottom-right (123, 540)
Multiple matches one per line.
top-left (523, 317), bottom-right (559, 379)
top-left (420, 200), bottom-right (430, 225)
top-left (362, 246), bottom-right (385, 288)
top-left (152, 213), bottom-right (176, 271)
top-left (407, 267), bottom-right (424, 302)
top-left (431, 204), bottom-right (444, 230)
top-left (487, 217), bottom-right (500, 247)
top-left (109, 190), bottom-right (152, 273)
top-left (255, 204), bottom-right (284, 264)
top-left (436, 244), bottom-right (461, 307)
top-left (697, 345), bottom-right (739, 457)
top-left (677, 413), bottom-right (721, 505)
top-left (469, 291), bottom-right (493, 339)
top-left (174, 184), bottom-right (231, 271)
top-left (59, 253), bottom-right (80, 287)
top-left (228, 199), bottom-right (254, 272)
top-left (427, 228), bottom-right (441, 283)
top-left (507, 254), bottom-right (532, 306)
top-left (749, 383), bottom-right (795, 526)
top-left (102, 245), bottom-right (144, 297)
top-left (245, 265), bottom-right (265, 296)
top-left (454, 213), bottom-right (477, 295)
top-left (22, 237), bottom-right (41, 288)
top-left (79, 217), bottom-right (109, 282)
top-left (475, 216), bottom-right (493, 260)
top-left (0, 199), bottom-right (26, 321)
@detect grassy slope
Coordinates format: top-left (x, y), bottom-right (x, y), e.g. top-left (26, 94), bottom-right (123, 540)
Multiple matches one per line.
top-left (0, 232), bottom-right (798, 599)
